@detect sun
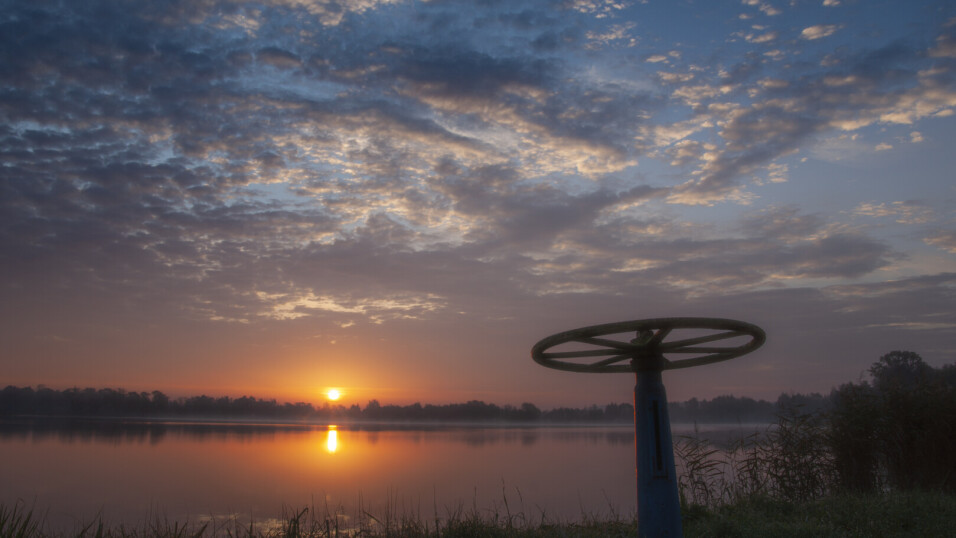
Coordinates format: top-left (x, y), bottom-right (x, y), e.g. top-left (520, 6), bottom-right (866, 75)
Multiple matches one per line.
top-left (326, 389), bottom-right (341, 401)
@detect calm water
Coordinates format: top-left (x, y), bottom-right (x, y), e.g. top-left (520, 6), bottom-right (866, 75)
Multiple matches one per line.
top-left (0, 419), bottom-right (758, 533)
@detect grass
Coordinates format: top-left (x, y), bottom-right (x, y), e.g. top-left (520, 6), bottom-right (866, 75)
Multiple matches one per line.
top-left (4, 490), bottom-right (956, 537)
top-left (682, 490), bottom-right (956, 538)
top-left (0, 502), bottom-right (40, 538)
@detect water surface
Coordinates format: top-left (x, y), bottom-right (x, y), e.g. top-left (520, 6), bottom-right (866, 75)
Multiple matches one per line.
top-left (0, 419), bottom-right (760, 533)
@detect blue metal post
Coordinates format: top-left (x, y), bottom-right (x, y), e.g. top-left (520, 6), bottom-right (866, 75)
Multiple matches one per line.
top-left (635, 364), bottom-right (683, 537)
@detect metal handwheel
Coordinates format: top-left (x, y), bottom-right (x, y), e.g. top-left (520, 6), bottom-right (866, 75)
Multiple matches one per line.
top-left (531, 317), bottom-right (765, 373)
top-left (531, 316), bottom-right (765, 538)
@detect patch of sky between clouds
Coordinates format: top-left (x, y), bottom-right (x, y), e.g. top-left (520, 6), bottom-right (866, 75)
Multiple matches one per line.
top-left (240, 68), bottom-right (349, 103)
top-left (807, 132), bottom-right (954, 201)
top-left (144, 134), bottom-right (179, 166)
top-left (242, 181), bottom-right (306, 206)
top-left (625, 0), bottom-right (735, 46)
top-left (10, 120), bottom-right (73, 136)
top-left (885, 248), bottom-right (956, 281)
top-left (578, 62), bottom-right (658, 95)
top-left (753, 124), bottom-right (949, 215)
top-left (524, 170), bottom-right (613, 197)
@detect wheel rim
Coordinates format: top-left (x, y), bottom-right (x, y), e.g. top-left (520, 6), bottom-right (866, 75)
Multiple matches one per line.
top-left (531, 317), bottom-right (766, 373)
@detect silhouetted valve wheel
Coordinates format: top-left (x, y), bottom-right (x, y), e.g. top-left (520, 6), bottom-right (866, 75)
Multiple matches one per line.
top-left (531, 317), bottom-right (766, 373)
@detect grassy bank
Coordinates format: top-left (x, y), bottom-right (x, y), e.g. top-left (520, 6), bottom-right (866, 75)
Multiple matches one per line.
top-left (4, 490), bottom-right (955, 537)
top-left (682, 490), bottom-right (956, 538)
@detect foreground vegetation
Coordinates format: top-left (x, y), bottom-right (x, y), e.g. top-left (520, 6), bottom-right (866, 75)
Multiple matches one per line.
top-left (4, 490), bottom-right (956, 538)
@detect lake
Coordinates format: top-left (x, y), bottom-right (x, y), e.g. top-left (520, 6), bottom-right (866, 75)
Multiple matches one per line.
top-left (0, 419), bottom-right (761, 534)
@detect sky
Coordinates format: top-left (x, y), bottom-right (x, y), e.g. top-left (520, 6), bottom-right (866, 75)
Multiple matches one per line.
top-left (1, 0), bottom-right (955, 409)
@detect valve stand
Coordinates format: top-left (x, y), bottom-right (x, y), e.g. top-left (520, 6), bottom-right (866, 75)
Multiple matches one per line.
top-left (531, 318), bottom-right (765, 538)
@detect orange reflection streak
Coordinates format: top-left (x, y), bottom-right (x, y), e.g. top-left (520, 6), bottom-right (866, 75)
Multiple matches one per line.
top-left (326, 425), bottom-right (338, 454)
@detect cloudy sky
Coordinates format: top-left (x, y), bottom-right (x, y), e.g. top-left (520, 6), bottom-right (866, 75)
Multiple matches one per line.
top-left (2, 0), bottom-right (954, 408)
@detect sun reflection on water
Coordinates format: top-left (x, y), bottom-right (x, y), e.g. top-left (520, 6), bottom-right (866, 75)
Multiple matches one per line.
top-left (326, 425), bottom-right (338, 454)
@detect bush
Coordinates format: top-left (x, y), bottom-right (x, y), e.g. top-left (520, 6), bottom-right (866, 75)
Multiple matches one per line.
top-left (827, 351), bottom-right (956, 493)
top-left (676, 403), bottom-right (837, 508)
top-left (676, 351), bottom-right (956, 511)
top-left (828, 382), bottom-right (881, 492)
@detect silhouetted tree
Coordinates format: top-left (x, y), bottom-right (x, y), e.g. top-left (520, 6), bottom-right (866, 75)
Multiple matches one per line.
top-left (828, 381), bottom-right (881, 491)
top-left (152, 390), bottom-right (170, 413)
top-left (519, 402), bottom-right (542, 421)
top-left (828, 351), bottom-right (956, 493)
top-left (869, 350), bottom-right (932, 393)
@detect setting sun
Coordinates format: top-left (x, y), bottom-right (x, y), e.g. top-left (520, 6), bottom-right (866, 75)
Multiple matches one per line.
top-left (327, 389), bottom-right (341, 401)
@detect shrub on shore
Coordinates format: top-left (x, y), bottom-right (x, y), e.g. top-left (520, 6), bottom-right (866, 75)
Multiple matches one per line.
top-left (677, 350), bottom-right (956, 508)
top-left (829, 351), bottom-right (956, 493)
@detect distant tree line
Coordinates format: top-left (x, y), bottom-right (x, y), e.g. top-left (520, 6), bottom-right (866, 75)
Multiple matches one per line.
top-left (0, 384), bottom-right (826, 424)
top-left (0, 387), bottom-right (324, 421)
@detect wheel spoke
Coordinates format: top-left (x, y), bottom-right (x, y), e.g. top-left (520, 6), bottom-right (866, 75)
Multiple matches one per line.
top-left (589, 353), bottom-right (636, 368)
top-left (665, 353), bottom-right (738, 369)
top-left (659, 331), bottom-right (744, 350)
top-left (573, 336), bottom-right (636, 350)
top-left (541, 349), bottom-right (623, 359)
top-left (664, 346), bottom-right (743, 354)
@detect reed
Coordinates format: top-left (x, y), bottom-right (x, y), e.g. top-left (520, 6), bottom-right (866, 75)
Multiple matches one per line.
top-left (0, 501), bottom-right (40, 538)
top-left (674, 403), bottom-right (837, 510)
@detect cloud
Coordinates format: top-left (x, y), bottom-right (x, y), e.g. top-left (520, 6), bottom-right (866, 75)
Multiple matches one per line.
top-left (263, 0), bottom-right (406, 27)
top-left (853, 201), bottom-right (934, 225)
top-left (748, 31), bottom-right (779, 44)
top-left (741, 0), bottom-right (782, 17)
top-left (654, 29), bottom-right (956, 204)
top-left (6, 0), bottom-right (951, 217)
top-left (513, 204), bottom-right (899, 299)
top-left (930, 32), bottom-right (956, 58)
top-left (586, 22), bottom-right (637, 48)
top-left (256, 47), bottom-right (303, 69)
top-left (567, 0), bottom-right (629, 16)
top-left (801, 25), bottom-right (840, 40)
top-left (0, 0), bottom-right (655, 326)
top-left (925, 231), bottom-right (956, 253)
top-left (823, 273), bottom-right (956, 321)
top-left (740, 206), bottom-right (824, 243)
top-left (255, 290), bottom-right (446, 322)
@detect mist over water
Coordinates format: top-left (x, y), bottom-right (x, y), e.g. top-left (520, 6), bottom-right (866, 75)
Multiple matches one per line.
top-left (0, 419), bottom-right (764, 533)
